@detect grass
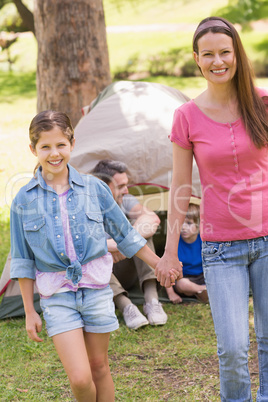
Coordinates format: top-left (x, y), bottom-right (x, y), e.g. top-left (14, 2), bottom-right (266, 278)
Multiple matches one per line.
top-left (0, 300), bottom-right (259, 401)
top-left (103, 0), bottom-right (229, 25)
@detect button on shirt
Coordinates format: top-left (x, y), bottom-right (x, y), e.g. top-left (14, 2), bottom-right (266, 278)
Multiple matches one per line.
top-left (10, 165), bottom-right (146, 282)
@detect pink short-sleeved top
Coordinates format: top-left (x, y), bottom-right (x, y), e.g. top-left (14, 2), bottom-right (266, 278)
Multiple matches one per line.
top-left (170, 88), bottom-right (268, 241)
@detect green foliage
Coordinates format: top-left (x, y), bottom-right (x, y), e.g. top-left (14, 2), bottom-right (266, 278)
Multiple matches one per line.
top-left (0, 0), bottom-right (10, 9)
top-left (0, 0), bottom-right (33, 33)
top-left (0, 2), bottom-right (27, 32)
top-left (215, 0), bottom-right (268, 27)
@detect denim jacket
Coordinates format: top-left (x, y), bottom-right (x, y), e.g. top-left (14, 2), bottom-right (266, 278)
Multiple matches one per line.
top-left (10, 165), bottom-right (146, 285)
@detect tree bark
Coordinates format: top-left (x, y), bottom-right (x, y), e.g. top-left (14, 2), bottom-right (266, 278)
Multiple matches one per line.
top-left (13, 0), bottom-right (35, 34)
top-left (34, 0), bottom-right (111, 127)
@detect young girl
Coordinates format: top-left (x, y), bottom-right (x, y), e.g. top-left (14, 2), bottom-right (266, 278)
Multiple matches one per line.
top-left (10, 110), bottom-right (179, 401)
top-left (155, 17), bottom-right (268, 401)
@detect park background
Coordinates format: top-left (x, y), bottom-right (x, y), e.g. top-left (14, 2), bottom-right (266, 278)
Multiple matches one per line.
top-left (0, 0), bottom-right (267, 400)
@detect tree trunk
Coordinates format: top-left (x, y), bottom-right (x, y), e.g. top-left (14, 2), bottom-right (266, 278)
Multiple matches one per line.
top-left (34, 0), bottom-right (111, 127)
top-left (13, 0), bottom-right (35, 34)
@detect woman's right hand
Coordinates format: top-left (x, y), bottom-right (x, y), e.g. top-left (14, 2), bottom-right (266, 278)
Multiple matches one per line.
top-left (25, 310), bottom-right (43, 342)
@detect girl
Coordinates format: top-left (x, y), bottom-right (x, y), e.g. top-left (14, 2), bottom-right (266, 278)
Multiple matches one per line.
top-left (155, 17), bottom-right (268, 401)
top-left (10, 110), bottom-right (179, 401)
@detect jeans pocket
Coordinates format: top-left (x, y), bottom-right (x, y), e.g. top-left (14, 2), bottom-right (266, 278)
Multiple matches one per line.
top-left (202, 241), bottom-right (224, 264)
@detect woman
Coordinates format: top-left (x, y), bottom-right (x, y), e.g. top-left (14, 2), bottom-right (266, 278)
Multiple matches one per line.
top-left (156, 17), bottom-right (268, 401)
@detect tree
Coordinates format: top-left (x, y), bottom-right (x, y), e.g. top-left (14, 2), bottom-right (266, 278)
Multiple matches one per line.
top-left (13, 0), bottom-right (34, 33)
top-left (34, 0), bottom-right (111, 127)
top-left (0, 0), bottom-right (34, 34)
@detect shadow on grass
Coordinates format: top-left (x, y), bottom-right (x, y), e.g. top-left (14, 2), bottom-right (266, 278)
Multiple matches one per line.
top-left (0, 71), bottom-right (36, 103)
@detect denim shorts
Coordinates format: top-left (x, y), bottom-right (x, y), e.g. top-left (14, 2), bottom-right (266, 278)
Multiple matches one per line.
top-left (40, 286), bottom-right (119, 337)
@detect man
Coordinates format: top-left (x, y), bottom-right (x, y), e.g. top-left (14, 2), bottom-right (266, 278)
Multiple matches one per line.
top-left (92, 160), bottom-right (167, 329)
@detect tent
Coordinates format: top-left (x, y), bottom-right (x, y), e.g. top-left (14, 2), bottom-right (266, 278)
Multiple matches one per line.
top-left (0, 80), bottom-right (201, 319)
top-left (71, 80), bottom-right (201, 199)
top-left (0, 253), bottom-right (41, 319)
top-left (71, 80), bottom-right (201, 255)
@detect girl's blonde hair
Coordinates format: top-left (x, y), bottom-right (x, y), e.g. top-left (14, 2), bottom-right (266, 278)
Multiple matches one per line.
top-left (193, 16), bottom-right (268, 149)
top-left (29, 110), bottom-right (74, 174)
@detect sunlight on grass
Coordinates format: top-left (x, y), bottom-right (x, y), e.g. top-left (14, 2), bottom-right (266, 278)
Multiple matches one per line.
top-left (104, 0), bottom-right (229, 25)
top-left (0, 72), bottom-right (36, 208)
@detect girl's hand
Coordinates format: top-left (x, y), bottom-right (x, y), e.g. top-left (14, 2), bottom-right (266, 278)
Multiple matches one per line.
top-left (25, 311), bottom-right (43, 342)
top-left (155, 254), bottom-right (182, 287)
top-left (169, 269), bottom-right (181, 286)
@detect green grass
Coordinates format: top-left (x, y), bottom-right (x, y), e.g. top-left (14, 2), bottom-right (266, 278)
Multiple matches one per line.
top-left (103, 0), bottom-right (229, 25)
top-left (0, 300), bottom-right (259, 401)
top-left (0, 71), bottom-right (36, 210)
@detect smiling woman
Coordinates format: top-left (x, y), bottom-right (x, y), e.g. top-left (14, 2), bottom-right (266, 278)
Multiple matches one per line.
top-left (193, 32), bottom-right (237, 85)
top-left (155, 16), bottom-right (268, 402)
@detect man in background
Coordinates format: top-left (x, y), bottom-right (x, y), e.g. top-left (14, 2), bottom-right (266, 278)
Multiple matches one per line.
top-left (92, 160), bottom-right (167, 329)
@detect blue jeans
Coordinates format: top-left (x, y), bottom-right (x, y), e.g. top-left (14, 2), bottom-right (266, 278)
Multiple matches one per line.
top-left (202, 237), bottom-right (268, 402)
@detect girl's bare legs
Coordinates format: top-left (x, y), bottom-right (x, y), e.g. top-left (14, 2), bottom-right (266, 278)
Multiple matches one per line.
top-left (53, 328), bottom-right (96, 401)
top-left (84, 332), bottom-right (114, 402)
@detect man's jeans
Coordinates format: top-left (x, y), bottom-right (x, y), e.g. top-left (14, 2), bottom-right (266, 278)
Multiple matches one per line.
top-left (202, 236), bottom-right (268, 402)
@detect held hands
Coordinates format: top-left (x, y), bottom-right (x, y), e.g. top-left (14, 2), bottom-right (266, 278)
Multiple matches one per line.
top-left (155, 253), bottom-right (183, 288)
top-left (25, 310), bottom-right (43, 342)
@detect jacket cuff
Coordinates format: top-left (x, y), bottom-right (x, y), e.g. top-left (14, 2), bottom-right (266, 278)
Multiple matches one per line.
top-left (10, 258), bottom-right (36, 280)
top-left (117, 228), bottom-right (147, 258)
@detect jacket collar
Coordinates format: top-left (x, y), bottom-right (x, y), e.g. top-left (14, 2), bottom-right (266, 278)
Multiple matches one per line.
top-left (26, 164), bottom-right (85, 192)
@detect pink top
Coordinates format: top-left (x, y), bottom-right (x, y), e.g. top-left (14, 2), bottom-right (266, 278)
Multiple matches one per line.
top-left (36, 191), bottom-right (113, 298)
top-left (170, 88), bottom-right (268, 241)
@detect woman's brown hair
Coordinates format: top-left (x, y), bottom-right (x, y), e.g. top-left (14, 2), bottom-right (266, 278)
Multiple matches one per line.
top-left (193, 16), bottom-right (268, 149)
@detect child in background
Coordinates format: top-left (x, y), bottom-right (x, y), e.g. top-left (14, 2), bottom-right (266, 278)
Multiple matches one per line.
top-left (166, 203), bottom-right (208, 304)
top-left (10, 110), bottom-right (179, 402)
